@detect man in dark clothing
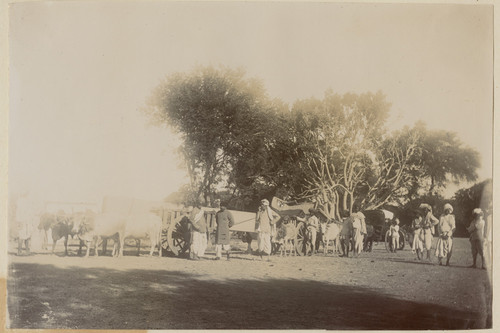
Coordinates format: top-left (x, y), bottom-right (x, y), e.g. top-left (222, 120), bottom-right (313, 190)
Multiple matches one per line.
top-left (215, 202), bottom-right (234, 260)
top-left (467, 208), bottom-right (486, 269)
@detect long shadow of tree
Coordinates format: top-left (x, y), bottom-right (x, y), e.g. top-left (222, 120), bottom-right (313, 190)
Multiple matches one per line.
top-left (8, 262), bottom-right (491, 330)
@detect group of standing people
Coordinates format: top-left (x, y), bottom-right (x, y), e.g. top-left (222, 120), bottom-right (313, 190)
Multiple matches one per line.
top-left (186, 200), bottom-right (235, 261)
top-left (411, 203), bottom-right (457, 265)
top-left (411, 202), bottom-right (489, 269)
top-left (187, 197), bottom-right (491, 269)
top-left (411, 203), bottom-right (442, 262)
top-left (297, 207), bottom-right (367, 258)
top-left (339, 212), bottom-right (367, 257)
top-left (292, 207), bottom-right (369, 258)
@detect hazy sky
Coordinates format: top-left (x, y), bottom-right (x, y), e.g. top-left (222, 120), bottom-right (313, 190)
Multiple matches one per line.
top-left (8, 2), bottom-right (493, 204)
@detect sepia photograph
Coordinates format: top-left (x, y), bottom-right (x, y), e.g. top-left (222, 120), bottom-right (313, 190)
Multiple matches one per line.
top-left (2, 1), bottom-right (494, 331)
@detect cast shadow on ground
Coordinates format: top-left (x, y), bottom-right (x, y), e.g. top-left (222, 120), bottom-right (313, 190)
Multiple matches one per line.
top-left (8, 262), bottom-right (491, 330)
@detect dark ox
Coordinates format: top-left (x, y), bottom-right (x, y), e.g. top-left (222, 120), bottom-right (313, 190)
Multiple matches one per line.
top-left (363, 224), bottom-right (375, 252)
top-left (38, 212), bottom-right (75, 256)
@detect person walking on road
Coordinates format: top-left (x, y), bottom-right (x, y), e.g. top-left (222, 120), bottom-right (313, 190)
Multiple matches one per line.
top-left (306, 208), bottom-right (320, 255)
top-left (352, 212), bottom-right (366, 256)
top-left (435, 203), bottom-right (456, 266)
top-left (411, 211), bottom-right (424, 260)
top-left (419, 203), bottom-right (439, 261)
top-left (389, 218), bottom-right (400, 253)
top-left (215, 202), bottom-right (235, 260)
top-left (484, 201), bottom-right (493, 269)
top-left (467, 208), bottom-right (486, 269)
top-left (255, 199), bottom-right (279, 261)
top-left (16, 191), bottom-right (36, 256)
top-left (339, 216), bottom-right (353, 258)
top-left (188, 204), bottom-right (208, 260)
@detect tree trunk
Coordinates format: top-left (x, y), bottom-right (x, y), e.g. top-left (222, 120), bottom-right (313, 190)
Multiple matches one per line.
top-left (349, 192), bottom-right (354, 215)
top-left (342, 191), bottom-right (348, 213)
top-left (429, 176), bottom-right (436, 195)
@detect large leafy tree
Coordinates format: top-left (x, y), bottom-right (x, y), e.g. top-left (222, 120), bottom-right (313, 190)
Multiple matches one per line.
top-left (144, 66), bottom-right (279, 205)
top-left (359, 126), bottom-right (421, 210)
top-left (145, 66), bottom-right (481, 214)
top-left (227, 104), bottom-right (305, 211)
top-left (452, 179), bottom-right (492, 236)
top-left (412, 122), bottom-right (480, 195)
top-left (289, 91), bottom-right (392, 219)
top-left (285, 94), bottom-right (481, 217)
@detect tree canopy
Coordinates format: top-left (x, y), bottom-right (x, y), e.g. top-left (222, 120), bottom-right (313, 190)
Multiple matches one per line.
top-left (145, 66), bottom-right (482, 212)
top-left (413, 122), bottom-right (480, 194)
top-left (145, 66), bottom-right (285, 206)
top-left (288, 91), bottom-right (394, 218)
top-left (452, 179), bottom-right (492, 236)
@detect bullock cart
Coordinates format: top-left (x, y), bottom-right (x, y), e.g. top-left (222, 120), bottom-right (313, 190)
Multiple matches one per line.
top-left (100, 196), bottom-right (188, 257)
top-left (294, 208), bottom-right (408, 255)
top-left (100, 196), bottom-right (209, 257)
top-left (160, 197), bottom-right (316, 257)
top-left (229, 197), bottom-right (314, 256)
top-left (162, 207), bottom-right (256, 257)
top-left (384, 227), bottom-right (407, 252)
top-left (362, 209), bottom-right (406, 252)
top-left (101, 196), bottom-right (257, 257)
top-left (160, 208), bottom-right (216, 257)
top-left (271, 197), bottom-right (314, 256)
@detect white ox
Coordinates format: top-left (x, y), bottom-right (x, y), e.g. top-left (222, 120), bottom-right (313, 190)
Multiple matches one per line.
top-left (74, 213), bottom-right (161, 257)
top-left (121, 213), bottom-right (162, 257)
top-left (74, 213), bottom-right (125, 257)
top-left (320, 221), bottom-right (341, 256)
top-left (274, 221), bottom-right (297, 256)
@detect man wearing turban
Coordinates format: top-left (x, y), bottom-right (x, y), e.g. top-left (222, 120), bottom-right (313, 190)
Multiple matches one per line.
top-left (467, 208), bottom-right (486, 269)
top-left (419, 203), bottom-right (439, 261)
top-left (435, 203), bottom-right (456, 266)
top-left (255, 199), bottom-right (279, 261)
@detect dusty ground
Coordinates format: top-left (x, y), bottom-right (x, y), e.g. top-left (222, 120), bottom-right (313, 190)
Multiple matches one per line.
top-left (6, 237), bottom-right (492, 330)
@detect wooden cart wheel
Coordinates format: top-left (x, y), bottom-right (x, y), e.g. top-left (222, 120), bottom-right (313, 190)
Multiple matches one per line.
top-left (160, 228), bottom-right (169, 249)
top-left (159, 228), bottom-right (169, 257)
top-left (385, 229), bottom-right (406, 252)
top-left (398, 230), bottom-right (405, 251)
top-left (295, 222), bottom-right (309, 256)
top-left (205, 212), bottom-right (216, 249)
top-left (384, 230), bottom-right (392, 253)
top-left (406, 231), bottom-right (414, 250)
top-left (167, 215), bottom-right (191, 257)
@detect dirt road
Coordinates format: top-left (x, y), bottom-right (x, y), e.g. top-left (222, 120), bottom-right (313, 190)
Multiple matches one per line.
top-left (6, 237), bottom-right (492, 329)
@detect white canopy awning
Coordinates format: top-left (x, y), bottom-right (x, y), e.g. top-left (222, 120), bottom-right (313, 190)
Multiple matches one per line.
top-left (381, 209), bottom-right (394, 220)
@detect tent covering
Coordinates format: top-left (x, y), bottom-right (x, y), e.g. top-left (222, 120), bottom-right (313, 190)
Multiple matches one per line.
top-left (380, 209), bottom-right (394, 221)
